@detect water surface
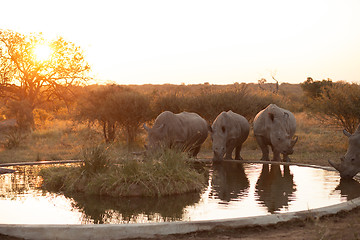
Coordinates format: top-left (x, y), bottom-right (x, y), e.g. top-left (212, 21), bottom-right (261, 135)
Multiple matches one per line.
top-left (1, 162), bottom-right (359, 224)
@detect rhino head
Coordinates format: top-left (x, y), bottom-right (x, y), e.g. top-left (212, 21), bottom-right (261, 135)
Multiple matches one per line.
top-left (143, 123), bottom-right (166, 151)
top-left (329, 127), bottom-right (360, 179)
top-left (209, 124), bottom-right (226, 161)
top-left (268, 112), bottom-right (298, 156)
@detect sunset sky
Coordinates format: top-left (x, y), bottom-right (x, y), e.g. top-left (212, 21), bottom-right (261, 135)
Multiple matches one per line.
top-left (2, 0), bottom-right (360, 85)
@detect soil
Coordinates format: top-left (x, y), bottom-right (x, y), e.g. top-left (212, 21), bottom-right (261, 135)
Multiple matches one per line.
top-left (130, 207), bottom-right (360, 240)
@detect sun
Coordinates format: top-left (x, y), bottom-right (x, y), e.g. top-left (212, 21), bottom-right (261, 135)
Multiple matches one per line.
top-left (33, 44), bottom-right (52, 62)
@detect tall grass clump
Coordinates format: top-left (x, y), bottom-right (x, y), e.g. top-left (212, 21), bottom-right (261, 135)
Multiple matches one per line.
top-left (82, 144), bottom-right (111, 175)
top-left (39, 145), bottom-right (206, 197)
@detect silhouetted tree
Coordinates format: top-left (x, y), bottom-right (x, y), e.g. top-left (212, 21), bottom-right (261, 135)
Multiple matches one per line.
top-left (0, 29), bottom-right (90, 129)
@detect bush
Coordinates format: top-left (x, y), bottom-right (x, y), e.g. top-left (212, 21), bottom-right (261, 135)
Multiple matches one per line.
top-left (108, 90), bottom-right (153, 145)
top-left (76, 84), bottom-right (153, 144)
top-left (301, 80), bottom-right (360, 133)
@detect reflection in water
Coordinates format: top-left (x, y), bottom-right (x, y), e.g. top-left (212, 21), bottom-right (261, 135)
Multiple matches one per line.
top-left (334, 178), bottom-right (360, 201)
top-left (68, 192), bottom-right (201, 224)
top-left (211, 162), bottom-right (249, 203)
top-left (0, 165), bottom-right (43, 199)
top-left (255, 164), bottom-right (296, 213)
top-left (1, 163), bottom-right (360, 224)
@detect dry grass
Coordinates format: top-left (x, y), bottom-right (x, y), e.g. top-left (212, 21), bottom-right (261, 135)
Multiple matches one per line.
top-left (0, 112), bottom-right (349, 168)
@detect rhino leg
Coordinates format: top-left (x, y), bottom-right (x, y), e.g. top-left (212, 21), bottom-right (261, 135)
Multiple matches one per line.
top-left (225, 140), bottom-right (236, 160)
top-left (282, 154), bottom-right (291, 162)
top-left (234, 144), bottom-right (243, 160)
top-left (255, 135), bottom-right (270, 161)
top-left (272, 149), bottom-right (282, 162)
top-left (191, 145), bottom-right (201, 158)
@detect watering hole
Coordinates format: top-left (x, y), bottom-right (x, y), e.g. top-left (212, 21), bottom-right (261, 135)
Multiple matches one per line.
top-left (1, 162), bottom-right (360, 224)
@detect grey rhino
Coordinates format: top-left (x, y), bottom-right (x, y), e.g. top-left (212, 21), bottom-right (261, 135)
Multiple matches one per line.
top-left (143, 111), bottom-right (208, 157)
top-left (209, 110), bottom-right (249, 161)
top-left (329, 125), bottom-right (360, 179)
top-left (253, 104), bottom-right (298, 162)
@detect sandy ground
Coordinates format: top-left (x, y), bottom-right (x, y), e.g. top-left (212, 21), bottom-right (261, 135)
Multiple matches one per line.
top-left (134, 207), bottom-right (360, 240)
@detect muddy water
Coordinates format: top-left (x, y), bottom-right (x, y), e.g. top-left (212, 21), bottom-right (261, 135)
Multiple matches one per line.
top-left (0, 162), bottom-right (359, 224)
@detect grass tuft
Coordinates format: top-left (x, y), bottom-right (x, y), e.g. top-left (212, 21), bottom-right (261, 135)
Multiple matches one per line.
top-left (39, 146), bottom-right (206, 197)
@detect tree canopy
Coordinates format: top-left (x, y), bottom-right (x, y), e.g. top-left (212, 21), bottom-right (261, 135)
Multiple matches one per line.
top-left (0, 29), bottom-right (90, 127)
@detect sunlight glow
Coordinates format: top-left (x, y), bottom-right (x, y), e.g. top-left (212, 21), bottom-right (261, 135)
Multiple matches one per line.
top-left (2, 0), bottom-right (360, 84)
top-left (33, 44), bottom-right (52, 62)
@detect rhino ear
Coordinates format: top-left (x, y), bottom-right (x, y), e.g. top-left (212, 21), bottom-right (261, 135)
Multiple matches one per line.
top-left (157, 124), bottom-right (165, 131)
top-left (284, 112), bottom-right (289, 119)
top-left (268, 112), bottom-right (275, 122)
top-left (343, 129), bottom-right (352, 138)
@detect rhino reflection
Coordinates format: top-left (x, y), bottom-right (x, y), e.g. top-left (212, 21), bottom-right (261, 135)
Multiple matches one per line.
top-left (64, 191), bottom-right (201, 224)
top-left (255, 164), bottom-right (296, 213)
top-left (334, 178), bottom-right (360, 201)
top-left (211, 162), bottom-right (249, 202)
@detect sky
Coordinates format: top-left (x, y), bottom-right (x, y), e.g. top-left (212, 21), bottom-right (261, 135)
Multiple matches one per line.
top-left (1, 0), bottom-right (360, 85)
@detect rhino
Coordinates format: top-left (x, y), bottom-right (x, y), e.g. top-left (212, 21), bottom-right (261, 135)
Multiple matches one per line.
top-left (253, 104), bottom-right (298, 162)
top-left (209, 110), bottom-right (250, 161)
top-left (329, 125), bottom-right (360, 179)
top-left (143, 111), bottom-right (208, 157)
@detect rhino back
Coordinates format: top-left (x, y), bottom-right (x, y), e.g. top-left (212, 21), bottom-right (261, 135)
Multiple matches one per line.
top-left (226, 111), bottom-right (250, 140)
top-left (253, 104), bottom-right (295, 137)
top-left (177, 112), bottom-right (208, 142)
top-left (213, 111), bottom-right (249, 141)
top-left (155, 111), bottom-right (207, 144)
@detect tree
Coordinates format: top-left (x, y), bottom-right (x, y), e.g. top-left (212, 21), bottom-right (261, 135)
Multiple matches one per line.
top-left (301, 78), bottom-right (360, 132)
top-left (76, 85), bottom-right (118, 143)
top-left (300, 77), bottom-right (333, 100)
top-left (109, 89), bottom-right (153, 145)
top-left (0, 29), bottom-right (90, 128)
top-left (76, 85), bottom-right (153, 145)
top-left (316, 82), bottom-right (360, 133)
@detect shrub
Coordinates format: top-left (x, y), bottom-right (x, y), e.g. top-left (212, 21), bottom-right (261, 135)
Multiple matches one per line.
top-left (108, 90), bottom-right (153, 145)
top-left (301, 80), bottom-right (360, 133)
top-left (76, 84), bottom-right (153, 145)
top-left (81, 144), bottom-right (111, 175)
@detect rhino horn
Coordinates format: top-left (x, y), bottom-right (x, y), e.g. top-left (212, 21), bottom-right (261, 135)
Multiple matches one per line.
top-left (291, 135), bottom-right (298, 147)
top-left (328, 159), bottom-right (343, 173)
top-left (343, 129), bottom-right (352, 138)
